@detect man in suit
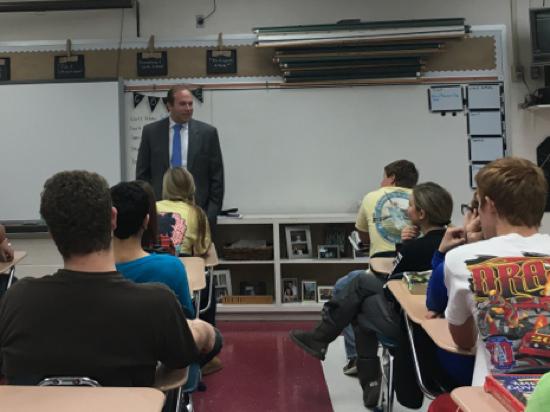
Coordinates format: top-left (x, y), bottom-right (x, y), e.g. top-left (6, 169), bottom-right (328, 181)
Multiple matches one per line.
top-left (136, 86), bottom-right (224, 232)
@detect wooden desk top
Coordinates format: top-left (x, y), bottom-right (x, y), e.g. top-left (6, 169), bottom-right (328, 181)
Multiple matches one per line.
top-left (0, 386), bottom-right (165, 412)
top-left (422, 318), bottom-right (475, 356)
top-left (387, 280), bottom-right (429, 324)
top-left (0, 250), bottom-right (27, 273)
top-left (154, 365), bottom-right (189, 392)
top-left (451, 387), bottom-right (506, 412)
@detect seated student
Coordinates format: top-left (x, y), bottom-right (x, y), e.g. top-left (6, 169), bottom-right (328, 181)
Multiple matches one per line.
top-left (156, 167), bottom-right (211, 257)
top-left (335, 159), bottom-right (419, 375)
top-left (112, 181), bottom-right (195, 318)
top-left (422, 197), bottom-right (481, 390)
top-left (445, 157), bottom-right (550, 386)
top-left (290, 182), bottom-right (452, 407)
top-left (0, 224), bottom-right (13, 262)
top-left (0, 170), bottom-right (217, 386)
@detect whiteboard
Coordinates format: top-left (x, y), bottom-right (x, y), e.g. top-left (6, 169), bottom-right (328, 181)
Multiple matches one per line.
top-left (126, 85), bottom-right (473, 225)
top-left (469, 137), bottom-right (504, 162)
top-left (467, 84), bottom-right (501, 110)
top-left (428, 85), bottom-right (464, 112)
top-left (468, 111), bottom-right (502, 136)
top-left (0, 81), bottom-right (122, 222)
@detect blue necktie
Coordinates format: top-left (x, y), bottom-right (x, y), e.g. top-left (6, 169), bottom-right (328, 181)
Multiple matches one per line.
top-left (171, 123), bottom-right (182, 167)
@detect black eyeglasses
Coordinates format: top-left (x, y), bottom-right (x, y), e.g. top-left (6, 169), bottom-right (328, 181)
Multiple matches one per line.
top-left (461, 204), bottom-right (475, 216)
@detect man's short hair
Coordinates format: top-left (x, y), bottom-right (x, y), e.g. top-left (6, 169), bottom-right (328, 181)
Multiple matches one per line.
top-left (40, 171), bottom-right (112, 258)
top-left (384, 160), bottom-right (419, 188)
top-left (111, 181), bottom-right (149, 240)
top-left (167, 85), bottom-right (191, 105)
top-left (476, 157), bottom-right (547, 228)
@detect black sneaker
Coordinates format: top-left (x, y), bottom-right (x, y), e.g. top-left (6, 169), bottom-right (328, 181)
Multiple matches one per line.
top-left (343, 358), bottom-right (358, 376)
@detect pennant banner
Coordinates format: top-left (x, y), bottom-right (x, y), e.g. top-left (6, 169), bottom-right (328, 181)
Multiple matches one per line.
top-left (133, 92), bottom-right (145, 108)
top-left (192, 87), bottom-right (204, 103)
top-left (148, 96), bottom-right (160, 112)
top-left (162, 97), bottom-right (169, 110)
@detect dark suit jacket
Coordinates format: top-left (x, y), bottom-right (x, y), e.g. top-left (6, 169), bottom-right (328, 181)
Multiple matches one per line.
top-left (136, 117), bottom-right (224, 223)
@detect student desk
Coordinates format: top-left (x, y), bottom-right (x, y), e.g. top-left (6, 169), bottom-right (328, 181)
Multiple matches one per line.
top-left (0, 250), bottom-right (27, 289)
top-left (451, 387), bottom-right (506, 412)
top-left (386, 280), bottom-right (428, 324)
top-left (422, 318), bottom-right (475, 355)
top-left (0, 386), bottom-right (165, 412)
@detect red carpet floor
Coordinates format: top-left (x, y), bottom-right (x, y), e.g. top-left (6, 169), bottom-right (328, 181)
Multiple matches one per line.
top-left (194, 321), bottom-right (334, 412)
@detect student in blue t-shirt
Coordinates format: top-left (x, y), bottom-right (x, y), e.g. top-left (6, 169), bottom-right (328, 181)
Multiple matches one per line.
top-left (111, 181), bottom-right (195, 318)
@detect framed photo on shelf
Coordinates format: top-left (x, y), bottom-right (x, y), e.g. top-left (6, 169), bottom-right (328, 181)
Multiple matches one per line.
top-left (301, 280), bottom-right (317, 303)
top-left (282, 278), bottom-right (299, 303)
top-left (215, 287), bottom-right (229, 303)
top-left (285, 225), bottom-right (312, 259)
top-left (317, 286), bottom-right (334, 303)
top-left (212, 269), bottom-right (232, 295)
top-left (317, 244), bottom-right (340, 259)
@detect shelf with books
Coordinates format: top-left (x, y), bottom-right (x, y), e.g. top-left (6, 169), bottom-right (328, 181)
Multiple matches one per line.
top-left (216, 214), bottom-right (369, 317)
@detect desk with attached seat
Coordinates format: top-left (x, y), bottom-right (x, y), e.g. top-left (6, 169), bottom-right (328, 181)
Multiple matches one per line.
top-left (451, 386), bottom-right (506, 412)
top-left (0, 250), bottom-right (27, 291)
top-left (0, 385), bottom-right (165, 412)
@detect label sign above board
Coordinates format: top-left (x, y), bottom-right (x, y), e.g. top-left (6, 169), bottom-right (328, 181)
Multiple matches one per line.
top-left (54, 55), bottom-right (85, 79)
top-left (428, 85), bottom-right (464, 112)
top-left (206, 49), bottom-right (237, 74)
top-left (137, 52), bottom-right (168, 77)
top-left (0, 57), bottom-right (10, 81)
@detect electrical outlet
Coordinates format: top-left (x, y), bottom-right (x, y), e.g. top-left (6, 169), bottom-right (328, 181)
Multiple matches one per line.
top-left (196, 15), bottom-right (205, 28)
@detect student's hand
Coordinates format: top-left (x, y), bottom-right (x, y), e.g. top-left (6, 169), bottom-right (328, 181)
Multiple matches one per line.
top-left (438, 226), bottom-right (466, 254)
top-left (401, 225), bottom-right (419, 241)
top-left (0, 239), bottom-right (14, 262)
top-left (465, 215), bottom-right (483, 244)
top-left (425, 311), bottom-right (442, 319)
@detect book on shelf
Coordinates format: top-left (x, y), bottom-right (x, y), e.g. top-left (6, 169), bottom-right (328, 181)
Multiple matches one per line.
top-left (484, 374), bottom-right (541, 412)
top-left (401, 270), bottom-right (431, 295)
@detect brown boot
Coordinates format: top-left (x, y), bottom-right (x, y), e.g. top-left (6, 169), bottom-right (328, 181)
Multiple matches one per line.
top-left (356, 357), bottom-right (382, 408)
top-left (201, 356), bottom-right (223, 376)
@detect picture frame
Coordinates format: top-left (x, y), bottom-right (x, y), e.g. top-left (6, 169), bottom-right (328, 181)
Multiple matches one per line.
top-left (317, 244), bottom-right (340, 259)
top-left (317, 286), bottom-right (334, 303)
top-left (282, 278), bottom-right (299, 303)
top-left (212, 269), bottom-right (232, 295)
top-left (215, 287), bottom-right (229, 303)
top-left (285, 225), bottom-right (313, 259)
top-left (301, 280), bottom-right (317, 303)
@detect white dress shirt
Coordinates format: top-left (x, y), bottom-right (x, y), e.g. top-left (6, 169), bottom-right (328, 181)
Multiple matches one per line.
top-left (168, 117), bottom-right (189, 168)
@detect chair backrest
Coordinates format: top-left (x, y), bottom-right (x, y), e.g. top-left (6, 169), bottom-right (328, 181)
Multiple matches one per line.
top-left (154, 365), bottom-right (189, 392)
top-left (180, 257), bottom-right (206, 292)
top-left (204, 243), bottom-right (219, 268)
top-left (38, 377), bottom-right (100, 387)
top-left (369, 257), bottom-right (395, 275)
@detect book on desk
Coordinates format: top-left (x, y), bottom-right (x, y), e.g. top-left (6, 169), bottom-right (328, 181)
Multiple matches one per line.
top-left (401, 270), bottom-right (431, 295)
top-left (484, 374), bottom-right (541, 412)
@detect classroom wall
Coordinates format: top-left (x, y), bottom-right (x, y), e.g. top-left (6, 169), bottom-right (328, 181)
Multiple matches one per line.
top-left (2, 0), bottom-right (550, 276)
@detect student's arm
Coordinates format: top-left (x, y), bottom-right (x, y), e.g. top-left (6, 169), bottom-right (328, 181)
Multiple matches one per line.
top-left (0, 225), bottom-right (14, 262)
top-left (425, 253), bottom-right (447, 316)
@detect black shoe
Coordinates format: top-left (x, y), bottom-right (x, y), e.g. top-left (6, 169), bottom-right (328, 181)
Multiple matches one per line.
top-left (289, 330), bottom-right (328, 360)
top-left (356, 357), bottom-right (382, 408)
top-left (343, 357), bottom-right (358, 376)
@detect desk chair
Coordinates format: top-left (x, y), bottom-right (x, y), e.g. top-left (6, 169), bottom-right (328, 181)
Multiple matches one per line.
top-left (155, 364), bottom-right (200, 412)
top-left (180, 257), bottom-right (206, 315)
top-left (201, 243), bottom-right (218, 315)
top-left (376, 335), bottom-right (399, 412)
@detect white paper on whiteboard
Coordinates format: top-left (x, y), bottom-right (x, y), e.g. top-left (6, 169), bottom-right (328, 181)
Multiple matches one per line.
top-left (470, 163), bottom-right (485, 188)
top-left (428, 85), bottom-right (463, 112)
top-left (468, 111), bottom-right (502, 136)
top-left (469, 137), bottom-right (504, 162)
top-left (467, 84), bottom-right (501, 110)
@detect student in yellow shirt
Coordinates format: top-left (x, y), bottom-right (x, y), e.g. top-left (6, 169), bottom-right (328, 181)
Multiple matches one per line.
top-left (156, 167), bottom-right (212, 257)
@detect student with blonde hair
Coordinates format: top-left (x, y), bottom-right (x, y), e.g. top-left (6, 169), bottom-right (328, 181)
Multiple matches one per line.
top-left (157, 167), bottom-right (211, 256)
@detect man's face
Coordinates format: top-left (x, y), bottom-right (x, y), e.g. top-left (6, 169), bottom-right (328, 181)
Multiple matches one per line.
top-left (168, 89), bottom-right (194, 123)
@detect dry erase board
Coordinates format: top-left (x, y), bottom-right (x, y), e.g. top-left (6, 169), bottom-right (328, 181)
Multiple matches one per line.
top-left (468, 111), bottom-right (502, 136)
top-left (126, 85), bottom-right (473, 224)
top-left (0, 81), bottom-right (123, 222)
top-left (428, 85), bottom-right (464, 112)
top-left (467, 84), bottom-right (501, 110)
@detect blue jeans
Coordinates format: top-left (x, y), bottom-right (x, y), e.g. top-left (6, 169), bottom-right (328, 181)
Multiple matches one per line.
top-left (333, 269), bottom-right (366, 360)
